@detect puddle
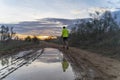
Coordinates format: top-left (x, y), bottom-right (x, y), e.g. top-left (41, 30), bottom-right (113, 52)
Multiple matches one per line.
top-left (0, 48), bottom-right (75, 80)
top-left (0, 50), bottom-right (33, 69)
top-left (0, 49), bottom-right (42, 79)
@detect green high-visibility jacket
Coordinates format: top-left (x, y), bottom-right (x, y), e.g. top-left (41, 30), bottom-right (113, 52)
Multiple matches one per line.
top-left (62, 28), bottom-right (69, 37)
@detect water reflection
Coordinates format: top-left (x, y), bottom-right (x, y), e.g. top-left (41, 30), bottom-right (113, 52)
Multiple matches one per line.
top-left (1, 58), bottom-right (9, 66)
top-left (62, 58), bottom-right (69, 72)
top-left (0, 50), bottom-right (42, 80)
top-left (2, 48), bottom-right (74, 80)
top-left (0, 56), bottom-right (13, 69)
top-left (0, 50), bottom-right (33, 69)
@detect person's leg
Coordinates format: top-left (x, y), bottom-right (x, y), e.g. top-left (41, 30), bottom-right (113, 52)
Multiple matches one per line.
top-left (63, 37), bottom-right (69, 49)
top-left (64, 37), bottom-right (69, 49)
top-left (66, 40), bottom-right (69, 49)
top-left (63, 38), bottom-right (66, 48)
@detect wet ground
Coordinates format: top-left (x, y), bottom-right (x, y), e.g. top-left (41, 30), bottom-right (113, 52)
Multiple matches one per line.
top-left (0, 48), bottom-right (75, 80)
top-left (0, 47), bottom-right (112, 80)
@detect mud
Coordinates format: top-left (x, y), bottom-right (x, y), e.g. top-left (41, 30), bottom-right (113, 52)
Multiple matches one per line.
top-left (1, 42), bottom-right (120, 80)
top-left (0, 48), bottom-right (75, 80)
top-left (40, 42), bottom-right (120, 80)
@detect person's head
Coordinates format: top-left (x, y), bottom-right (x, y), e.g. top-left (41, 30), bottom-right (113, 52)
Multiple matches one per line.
top-left (63, 26), bottom-right (66, 29)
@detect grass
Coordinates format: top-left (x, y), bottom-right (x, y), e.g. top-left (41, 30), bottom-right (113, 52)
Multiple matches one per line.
top-left (0, 40), bottom-right (40, 56)
top-left (69, 42), bottom-right (120, 61)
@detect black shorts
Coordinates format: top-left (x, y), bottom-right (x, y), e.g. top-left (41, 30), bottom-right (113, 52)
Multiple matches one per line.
top-left (63, 37), bottom-right (68, 41)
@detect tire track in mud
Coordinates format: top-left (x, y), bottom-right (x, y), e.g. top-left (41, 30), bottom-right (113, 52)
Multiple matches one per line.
top-left (60, 48), bottom-right (111, 80)
top-left (0, 50), bottom-right (34, 71)
top-left (0, 49), bottom-right (44, 80)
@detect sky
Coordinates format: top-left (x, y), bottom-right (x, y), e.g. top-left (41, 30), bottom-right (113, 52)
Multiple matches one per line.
top-left (0, 0), bottom-right (120, 23)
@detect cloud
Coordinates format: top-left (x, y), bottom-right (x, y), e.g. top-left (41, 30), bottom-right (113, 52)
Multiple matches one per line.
top-left (71, 9), bottom-right (92, 19)
top-left (4, 18), bottom-right (75, 36)
top-left (107, 0), bottom-right (120, 4)
top-left (1, 0), bottom-right (118, 23)
top-left (106, 0), bottom-right (120, 8)
top-left (21, 27), bottom-right (62, 36)
top-left (88, 7), bottom-right (118, 14)
top-left (70, 6), bottom-right (118, 19)
top-left (71, 10), bottom-right (82, 15)
top-left (0, 0), bottom-right (119, 24)
top-left (1, 0), bottom-right (119, 36)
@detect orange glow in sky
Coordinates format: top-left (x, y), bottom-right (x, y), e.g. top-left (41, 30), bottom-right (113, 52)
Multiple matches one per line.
top-left (16, 34), bottom-right (56, 40)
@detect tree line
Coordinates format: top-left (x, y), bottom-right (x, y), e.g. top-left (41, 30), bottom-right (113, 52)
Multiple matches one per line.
top-left (69, 11), bottom-right (120, 48)
top-left (0, 25), bottom-right (40, 44)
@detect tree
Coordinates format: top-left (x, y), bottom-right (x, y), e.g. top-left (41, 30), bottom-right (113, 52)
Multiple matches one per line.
top-left (10, 27), bottom-right (16, 40)
top-left (0, 25), bottom-right (16, 41)
top-left (25, 36), bottom-right (32, 42)
top-left (69, 10), bottom-right (120, 47)
top-left (0, 25), bottom-right (9, 41)
top-left (32, 36), bottom-right (40, 44)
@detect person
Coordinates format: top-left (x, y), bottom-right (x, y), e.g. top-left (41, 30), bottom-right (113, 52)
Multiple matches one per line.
top-left (61, 26), bottom-right (69, 49)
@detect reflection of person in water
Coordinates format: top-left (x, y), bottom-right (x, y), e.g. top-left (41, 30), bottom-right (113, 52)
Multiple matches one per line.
top-left (62, 58), bottom-right (69, 72)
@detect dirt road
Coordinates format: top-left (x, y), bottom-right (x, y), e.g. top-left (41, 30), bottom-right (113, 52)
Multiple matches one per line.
top-left (1, 42), bottom-right (120, 80)
top-left (40, 42), bottom-right (120, 80)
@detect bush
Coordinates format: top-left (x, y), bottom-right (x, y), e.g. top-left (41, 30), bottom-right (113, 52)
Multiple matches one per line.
top-left (25, 36), bottom-right (32, 42)
top-left (32, 36), bottom-right (40, 44)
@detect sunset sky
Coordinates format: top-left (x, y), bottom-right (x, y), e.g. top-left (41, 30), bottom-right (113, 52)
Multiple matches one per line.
top-left (0, 0), bottom-right (120, 23)
top-left (0, 0), bottom-right (120, 37)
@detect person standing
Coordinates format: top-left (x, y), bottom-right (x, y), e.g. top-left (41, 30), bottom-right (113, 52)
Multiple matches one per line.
top-left (61, 26), bottom-right (69, 49)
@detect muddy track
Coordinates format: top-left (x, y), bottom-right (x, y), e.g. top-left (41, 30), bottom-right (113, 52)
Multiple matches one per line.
top-left (62, 49), bottom-right (110, 80)
top-left (40, 42), bottom-right (116, 80)
top-left (1, 42), bottom-right (119, 80)
top-left (0, 49), bottom-right (44, 79)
